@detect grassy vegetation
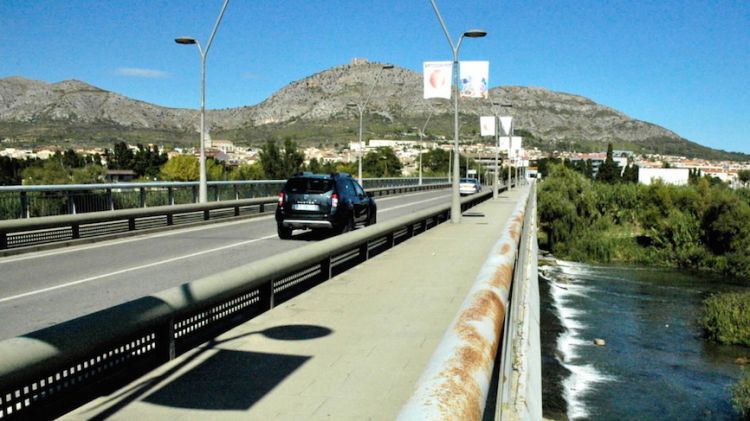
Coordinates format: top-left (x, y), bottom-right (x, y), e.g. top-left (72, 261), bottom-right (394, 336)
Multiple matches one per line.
top-left (731, 370), bottom-right (750, 419)
top-left (701, 292), bottom-right (750, 346)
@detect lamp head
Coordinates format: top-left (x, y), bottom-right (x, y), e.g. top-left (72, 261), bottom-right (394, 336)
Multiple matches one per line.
top-left (463, 29), bottom-right (487, 38)
top-left (175, 37), bottom-right (197, 45)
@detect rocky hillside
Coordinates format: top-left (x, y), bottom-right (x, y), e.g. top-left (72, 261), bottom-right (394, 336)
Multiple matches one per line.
top-left (0, 64), bottom-right (743, 159)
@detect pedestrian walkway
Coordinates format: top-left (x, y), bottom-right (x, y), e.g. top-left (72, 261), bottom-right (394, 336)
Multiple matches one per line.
top-left (64, 187), bottom-right (527, 421)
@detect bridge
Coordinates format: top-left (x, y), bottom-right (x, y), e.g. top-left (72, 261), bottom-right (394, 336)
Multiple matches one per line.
top-left (0, 179), bottom-right (540, 420)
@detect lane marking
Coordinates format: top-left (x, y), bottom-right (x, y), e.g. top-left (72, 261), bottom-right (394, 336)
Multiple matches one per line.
top-left (0, 234), bottom-right (279, 304)
top-left (0, 191), bottom-right (451, 303)
top-left (379, 194), bottom-right (448, 212)
top-left (0, 190), bottom-right (449, 264)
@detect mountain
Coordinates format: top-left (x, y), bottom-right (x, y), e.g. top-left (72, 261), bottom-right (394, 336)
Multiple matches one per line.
top-left (0, 64), bottom-right (744, 160)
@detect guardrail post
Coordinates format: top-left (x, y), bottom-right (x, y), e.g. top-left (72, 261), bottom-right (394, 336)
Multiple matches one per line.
top-left (203, 210), bottom-right (210, 221)
top-left (166, 213), bottom-right (174, 226)
top-left (107, 188), bottom-right (114, 211)
top-left (321, 257), bottom-right (332, 281)
top-left (66, 191), bottom-right (76, 215)
top-left (20, 191), bottom-right (29, 219)
top-left (1, 232), bottom-right (7, 249)
top-left (72, 224), bottom-right (80, 240)
top-left (387, 232), bottom-right (395, 249)
top-left (259, 203), bottom-right (265, 214)
top-left (359, 243), bottom-right (369, 261)
top-left (260, 281), bottom-right (275, 310)
top-left (158, 319), bottom-right (176, 362)
top-left (128, 218), bottom-right (136, 231)
top-left (234, 205), bottom-right (240, 217)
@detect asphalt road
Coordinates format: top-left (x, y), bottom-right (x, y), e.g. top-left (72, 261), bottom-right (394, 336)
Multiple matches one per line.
top-left (0, 189), bottom-right (452, 339)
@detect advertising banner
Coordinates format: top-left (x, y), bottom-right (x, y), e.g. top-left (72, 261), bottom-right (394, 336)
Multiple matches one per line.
top-left (499, 116), bottom-right (513, 135)
top-left (510, 136), bottom-right (523, 152)
top-left (423, 61), bottom-right (452, 99)
top-left (459, 61), bottom-right (489, 98)
top-left (499, 136), bottom-right (510, 151)
top-left (480, 116), bottom-right (495, 136)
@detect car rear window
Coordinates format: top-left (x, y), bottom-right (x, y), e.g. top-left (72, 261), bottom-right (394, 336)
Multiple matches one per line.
top-left (285, 178), bottom-right (334, 194)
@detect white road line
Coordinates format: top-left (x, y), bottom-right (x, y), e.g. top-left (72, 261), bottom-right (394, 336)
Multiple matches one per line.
top-left (0, 191), bottom-right (451, 303)
top-left (0, 190), bottom-right (448, 264)
top-left (0, 234), bottom-right (277, 304)
top-left (379, 194), bottom-right (448, 212)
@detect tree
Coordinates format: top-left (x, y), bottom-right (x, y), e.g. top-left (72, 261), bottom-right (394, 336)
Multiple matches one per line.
top-left (596, 143), bottom-right (620, 184)
top-left (160, 155), bottom-right (199, 181)
top-left (421, 148), bottom-right (451, 175)
top-left (132, 144), bottom-right (168, 179)
top-left (738, 170), bottom-right (750, 186)
top-left (622, 164), bottom-right (639, 183)
top-left (362, 147), bottom-right (402, 177)
top-left (259, 138), bottom-right (305, 179)
top-left (108, 142), bottom-right (135, 170)
top-left (230, 163), bottom-right (265, 180)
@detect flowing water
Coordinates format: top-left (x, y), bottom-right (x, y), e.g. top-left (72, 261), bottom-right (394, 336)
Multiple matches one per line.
top-left (539, 258), bottom-right (750, 420)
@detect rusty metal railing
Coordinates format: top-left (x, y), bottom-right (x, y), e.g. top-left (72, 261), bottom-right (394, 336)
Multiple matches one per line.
top-left (397, 183), bottom-right (533, 421)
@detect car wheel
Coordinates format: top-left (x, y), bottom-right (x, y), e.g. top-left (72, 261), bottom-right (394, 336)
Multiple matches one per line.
top-left (277, 224), bottom-right (292, 240)
top-left (367, 210), bottom-right (377, 226)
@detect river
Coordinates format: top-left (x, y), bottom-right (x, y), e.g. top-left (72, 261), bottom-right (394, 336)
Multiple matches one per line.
top-left (539, 258), bottom-right (749, 420)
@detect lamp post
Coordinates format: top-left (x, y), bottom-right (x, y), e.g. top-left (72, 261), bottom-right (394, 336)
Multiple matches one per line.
top-left (175, 0), bottom-right (229, 204)
top-left (417, 101), bottom-right (436, 185)
top-left (347, 64), bottom-right (394, 185)
top-left (429, 0), bottom-right (486, 223)
top-left (491, 101), bottom-right (512, 198)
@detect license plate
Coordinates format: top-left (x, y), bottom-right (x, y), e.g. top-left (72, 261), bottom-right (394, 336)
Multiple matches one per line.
top-left (292, 203), bottom-right (319, 211)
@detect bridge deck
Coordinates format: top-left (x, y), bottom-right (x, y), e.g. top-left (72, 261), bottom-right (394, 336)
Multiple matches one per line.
top-left (63, 188), bottom-right (526, 421)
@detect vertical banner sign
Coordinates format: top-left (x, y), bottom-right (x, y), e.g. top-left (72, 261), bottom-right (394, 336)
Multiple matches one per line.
top-left (499, 136), bottom-right (510, 151)
top-left (511, 136), bottom-right (523, 152)
top-left (499, 116), bottom-right (513, 135)
top-left (480, 116), bottom-right (495, 136)
top-left (423, 61), bottom-right (452, 99)
top-left (511, 137), bottom-right (523, 159)
top-left (459, 61), bottom-right (489, 98)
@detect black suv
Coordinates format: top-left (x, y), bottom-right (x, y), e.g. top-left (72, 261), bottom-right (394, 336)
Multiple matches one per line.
top-left (275, 172), bottom-right (377, 239)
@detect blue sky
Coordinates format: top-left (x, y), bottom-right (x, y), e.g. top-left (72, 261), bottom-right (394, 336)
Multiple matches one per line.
top-left (1, 0), bottom-right (748, 154)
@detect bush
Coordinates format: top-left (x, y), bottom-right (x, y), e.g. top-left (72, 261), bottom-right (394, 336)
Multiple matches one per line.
top-left (701, 292), bottom-right (750, 346)
top-left (731, 370), bottom-right (750, 419)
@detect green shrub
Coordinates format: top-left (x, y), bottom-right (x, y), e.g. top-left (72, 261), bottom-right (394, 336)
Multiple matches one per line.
top-left (701, 292), bottom-right (750, 346)
top-left (731, 370), bottom-right (750, 419)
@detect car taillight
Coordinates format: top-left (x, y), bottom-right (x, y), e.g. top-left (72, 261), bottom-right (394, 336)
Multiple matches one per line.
top-left (278, 192), bottom-right (284, 206)
top-left (331, 193), bottom-right (339, 209)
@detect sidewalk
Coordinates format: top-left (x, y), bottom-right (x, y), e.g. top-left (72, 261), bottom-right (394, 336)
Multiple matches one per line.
top-left (64, 187), bottom-right (527, 421)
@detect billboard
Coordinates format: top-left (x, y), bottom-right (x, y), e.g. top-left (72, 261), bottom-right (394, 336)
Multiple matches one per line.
top-left (423, 61), bottom-right (452, 99)
top-left (480, 116), bottom-right (495, 136)
top-left (459, 61), bottom-right (489, 98)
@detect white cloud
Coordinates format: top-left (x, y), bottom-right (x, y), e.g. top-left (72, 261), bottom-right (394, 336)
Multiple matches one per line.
top-left (115, 67), bottom-right (170, 78)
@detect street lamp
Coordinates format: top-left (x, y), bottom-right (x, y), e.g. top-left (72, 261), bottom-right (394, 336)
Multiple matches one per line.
top-left (491, 101), bottom-right (512, 198)
top-left (417, 101), bottom-right (436, 185)
top-left (429, 0), bottom-right (486, 223)
top-left (347, 64), bottom-right (394, 185)
top-left (174, 0), bottom-right (230, 204)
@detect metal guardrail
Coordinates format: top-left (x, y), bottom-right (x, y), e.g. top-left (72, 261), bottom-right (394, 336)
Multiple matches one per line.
top-left (496, 181), bottom-right (541, 421)
top-left (0, 177), bottom-right (449, 220)
top-left (397, 183), bottom-right (533, 421)
top-left (0, 183), bottom-right (451, 252)
top-left (0, 189), bottom-right (491, 420)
